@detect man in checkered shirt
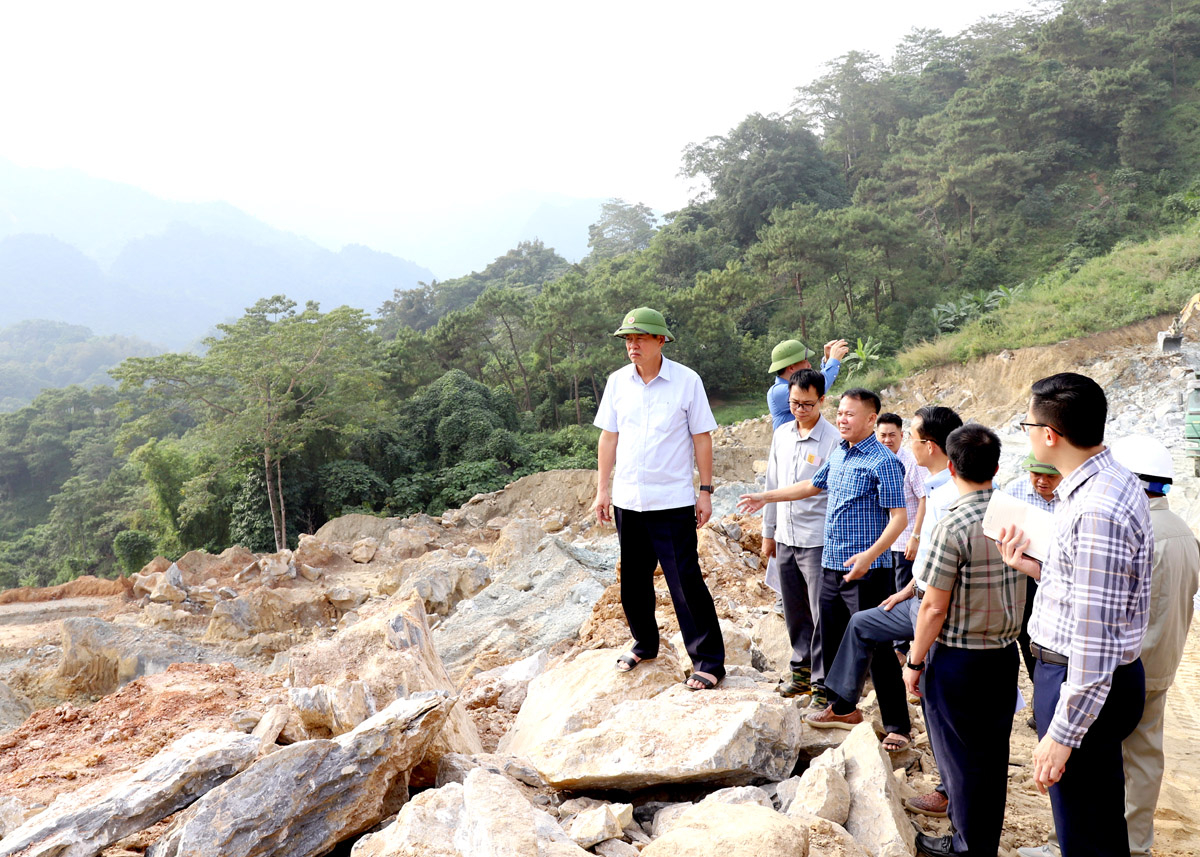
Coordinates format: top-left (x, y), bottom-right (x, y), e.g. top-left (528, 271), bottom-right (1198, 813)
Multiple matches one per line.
top-left (739, 388), bottom-right (907, 723)
top-left (903, 424), bottom-right (1026, 857)
top-left (1000, 372), bottom-right (1152, 857)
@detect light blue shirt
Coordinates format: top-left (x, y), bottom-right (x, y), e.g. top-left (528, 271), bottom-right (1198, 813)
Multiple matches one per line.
top-left (767, 359), bottom-right (842, 429)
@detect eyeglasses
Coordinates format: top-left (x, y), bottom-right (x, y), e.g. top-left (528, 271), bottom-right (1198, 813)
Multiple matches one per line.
top-left (1019, 421), bottom-right (1058, 435)
top-left (789, 400), bottom-right (819, 411)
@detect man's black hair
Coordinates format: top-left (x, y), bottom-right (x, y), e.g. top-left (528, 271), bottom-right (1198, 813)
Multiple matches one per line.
top-left (1030, 372), bottom-right (1106, 448)
top-left (877, 412), bottom-right (903, 430)
top-left (840, 388), bottom-right (881, 414)
top-left (789, 368), bottom-right (825, 398)
top-left (946, 424), bottom-right (1002, 484)
top-left (913, 405), bottom-right (963, 452)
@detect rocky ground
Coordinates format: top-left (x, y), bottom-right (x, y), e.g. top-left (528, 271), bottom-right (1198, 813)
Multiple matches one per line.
top-left (0, 319), bottom-right (1197, 856)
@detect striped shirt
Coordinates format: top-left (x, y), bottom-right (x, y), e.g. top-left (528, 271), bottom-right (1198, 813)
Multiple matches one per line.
top-left (1028, 448), bottom-right (1152, 748)
top-left (811, 432), bottom-right (906, 571)
top-left (1004, 475), bottom-right (1059, 514)
top-left (916, 488), bottom-right (1025, 649)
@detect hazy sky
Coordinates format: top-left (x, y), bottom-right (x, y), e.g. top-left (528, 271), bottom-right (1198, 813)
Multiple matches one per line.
top-left (1, 0), bottom-right (1041, 274)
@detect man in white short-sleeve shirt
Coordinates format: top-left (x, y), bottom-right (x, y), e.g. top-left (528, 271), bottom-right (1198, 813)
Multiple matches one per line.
top-left (593, 306), bottom-right (726, 691)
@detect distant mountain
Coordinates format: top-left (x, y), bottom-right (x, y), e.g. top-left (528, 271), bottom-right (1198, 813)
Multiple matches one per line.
top-left (0, 319), bottom-right (162, 412)
top-left (0, 159), bottom-right (435, 347)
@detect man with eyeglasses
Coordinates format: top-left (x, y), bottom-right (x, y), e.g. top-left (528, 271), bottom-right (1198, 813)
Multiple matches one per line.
top-left (1000, 372), bottom-right (1152, 857)
top-left (758, 368), bottom-right (840, 699)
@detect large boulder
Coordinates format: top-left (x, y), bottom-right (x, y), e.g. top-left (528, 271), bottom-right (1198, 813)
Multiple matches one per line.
top-left (175, 547), bottom-right (259, 586)
top-left (811, 723), bottom-right (915, 857)
top-left (489, 519), bottom-right (547, 571)
top-left (287, 592), bottom-right (482, 782)
top-left (314, 513), bottom-right (406, 545)
top-left (203, 588), bottom-right (335, 642)
top-left (526, 676), bottom-right (804, 790)
top-left (498, 648), bottom-right (684, 758)
top-left (0, 681), bottom-right (33, 731)
top-left (50, 618), bottom-right (235, 698)
top-left (640, 802), bottom-right (807, 857)
top-left (0, 731), bottom-right (259, 857)
top-left (433, 537), bottom-right (615, 681)
top-left (351, 767), bottom-right (590, 857)
top-left (149, 694), bottom-right (452, 857)
top-left (377, 549), bottom-right (491, 616)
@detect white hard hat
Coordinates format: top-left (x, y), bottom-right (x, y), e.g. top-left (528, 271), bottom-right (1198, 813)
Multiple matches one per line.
top-left (1109, 434), bottom-right (1174, 487)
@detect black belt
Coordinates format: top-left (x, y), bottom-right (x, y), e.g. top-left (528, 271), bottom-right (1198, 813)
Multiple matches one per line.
top-left (1030, 642), bottom-right (1068, 666)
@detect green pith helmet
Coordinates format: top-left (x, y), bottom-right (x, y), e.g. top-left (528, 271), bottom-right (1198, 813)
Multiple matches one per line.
top-left (768, 339), bottom-right (813, 374)
top-left (1022, 452), bottom-right (1060, 475)
top-left (612, 307), bottom-right (674, 341)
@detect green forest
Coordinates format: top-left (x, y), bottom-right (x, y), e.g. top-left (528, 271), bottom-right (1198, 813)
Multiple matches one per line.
top-left (6, 0), bottom-right (1200, 589)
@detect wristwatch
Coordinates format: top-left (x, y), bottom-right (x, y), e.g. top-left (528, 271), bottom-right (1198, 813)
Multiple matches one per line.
top-left (699, 484), bottom-right (714, 493)
top-left (905, 659), bottom-right (925, 671)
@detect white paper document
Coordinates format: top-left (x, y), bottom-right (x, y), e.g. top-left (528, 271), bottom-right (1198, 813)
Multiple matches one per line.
top-left (981, 491), bottom-right (1055, 563)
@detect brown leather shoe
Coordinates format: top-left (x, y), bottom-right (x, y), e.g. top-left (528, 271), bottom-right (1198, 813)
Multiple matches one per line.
top-left (805, 704), bottom-right (864, 730)
top-left (905, 791), bottom-right (949, 818)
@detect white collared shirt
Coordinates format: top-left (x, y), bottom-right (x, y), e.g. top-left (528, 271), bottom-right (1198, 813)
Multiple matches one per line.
top-left (762, 415), bottom-right (838, 548)
top-left (594, 356), bottom-right (717, 511)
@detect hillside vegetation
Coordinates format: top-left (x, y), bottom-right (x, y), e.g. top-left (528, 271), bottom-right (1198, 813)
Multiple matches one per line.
top-left (4, 0), bottom-right (1200, 588)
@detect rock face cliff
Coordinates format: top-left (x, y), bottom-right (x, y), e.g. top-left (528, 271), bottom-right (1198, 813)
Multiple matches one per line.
top-left (3, 324), bottom-right (1200, 855)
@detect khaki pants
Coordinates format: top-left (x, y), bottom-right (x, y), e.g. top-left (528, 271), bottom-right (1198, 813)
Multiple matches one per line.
top-left (1122, 687), bottom-right (1168, 857)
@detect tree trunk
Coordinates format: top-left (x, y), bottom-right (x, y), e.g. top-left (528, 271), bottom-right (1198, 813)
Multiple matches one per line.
top-left (574, 374), bottom-right (583, 425)
top-left (498, 314), bottom-right (534, 411)
top-left (263, 450), bottom-right (285, 552)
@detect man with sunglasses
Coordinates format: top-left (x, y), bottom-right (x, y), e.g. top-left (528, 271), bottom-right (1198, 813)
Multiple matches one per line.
top-left (759, 368), bottom-right (840, 700)
top-left (1000, 372), bottom-right (1152, 857)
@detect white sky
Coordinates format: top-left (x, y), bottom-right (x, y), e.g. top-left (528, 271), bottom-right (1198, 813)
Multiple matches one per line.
top-left (0, 0), bottom-right (1042, 274)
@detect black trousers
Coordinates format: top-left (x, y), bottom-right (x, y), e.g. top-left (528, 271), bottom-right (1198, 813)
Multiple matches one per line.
top-left (923, 643), bottom-right (1018, 857)
top-left (615, 505), bottom-right (725, 676)
top-left (1034, 657), bottom-right (1145, 857)
top-left (819, 562), bottom-right (906, 734)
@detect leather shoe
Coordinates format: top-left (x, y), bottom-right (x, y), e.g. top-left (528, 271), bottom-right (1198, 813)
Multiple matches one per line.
top-left (805, 704), bottom-right (864, 730)
top-left (1016, 846), bottom-right (1058, 857)
top-left (915, 833), bottom-right (963, 857)
top-left (904, 791), bottom-right (949, 817)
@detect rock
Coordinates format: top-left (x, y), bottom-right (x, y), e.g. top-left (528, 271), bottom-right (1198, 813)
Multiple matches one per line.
top-left (652, 803), bottom-right (694, 837)
top-left (749, 611), bottom-right (792, 675)
top-left (527, 676), bottom-right (803, 790)
top-left (460, 649), bottom-right (548, 717)
top-left (0, 731), bottom-right (259, 857)
top-left (132, 571), bottom-right (162, 599)
top-left (288, 682), bottom-right (376, 737)
top-left (566, 805), bottom-right (624, 848)
top-left (384, 522), bottom-right (441, 561)
top-left (0, 796), bottom-right (26, 838)
top-left (175, 547), bottom-right (260, 585)
top-left (671, 619), bottom-right (753, 669)
top-left (813, 723), bottom-right (914, 857)
top-left (229, 709), bottom-right (263, 732)
top-left (433, 537), bottom-right (615, 681)
top-left (377, 550), bottom-right (491, 617)
top-left (315, 514), bottom-right (407, 545)
top-left (50, 617), bottom-right (235, 697)
top-left (204, 589), bottom-right (335, 642)
top-left (149, 694), bottom-right (452, 857)
top-left (490, 519), bottom-right (547, 570)
top-left (0, 680), bottom-right (33, 730)
top-left (789, 811), bottom-right (871, 857)
top-left (251, 705), bottom-right (291, 750)
top-left (541, 511), bottom-right (567, 533)
top-left (351, 538), bottom-right (380, 563)
top-left (594, 840), bottom-right (641, 857)
top-left (258, 551), bottom-right (295, 581)
top-left (498, 648), bottom-right (684, 757)
top-left (328, 585), bottom-right (370, 613)
top-left (149, 567), bottom-right (188, 604)
top-left (287, 592), bottom-right (481, 783)
top-left (698, 786), bottom-right (773, 810)
top-left (640, 802), bottom-right (807, 857)
top-left (350, 767), bottom-right (590, 857)
top-left (786, 762), bottom-right (851, 825)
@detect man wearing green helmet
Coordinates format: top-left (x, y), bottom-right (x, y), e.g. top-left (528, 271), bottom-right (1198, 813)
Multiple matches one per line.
top-left (767, 337), bottom-right (849, 429)
top-left (592, 306), bottom-right (726, 691)
top-left (1004, 451), bottom-right (1063, 727)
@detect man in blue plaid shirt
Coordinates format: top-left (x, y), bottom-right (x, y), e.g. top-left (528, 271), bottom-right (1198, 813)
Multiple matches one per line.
top-left (740, 388), bottom-right (907, 720)
top-left (1000, 373), bottom-right (1152, 857)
